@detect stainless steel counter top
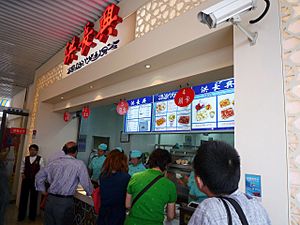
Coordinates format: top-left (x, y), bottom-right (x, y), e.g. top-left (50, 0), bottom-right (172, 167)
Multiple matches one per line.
top-left (74, 186), bottom-right (94, 206)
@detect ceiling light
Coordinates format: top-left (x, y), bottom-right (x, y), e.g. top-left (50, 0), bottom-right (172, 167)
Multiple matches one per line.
top-left (145, 64), bottom-right (151, 69)
top-left (60, 96), bottom-right (64, 100)
top-left (89, 85), bottom-right (93, 89)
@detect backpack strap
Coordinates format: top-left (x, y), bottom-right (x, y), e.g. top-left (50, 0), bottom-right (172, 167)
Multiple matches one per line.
top-left (218, 198), bottom-right (233, 225)
top-left (131, 174), bottom-right (164, 208)
top-left (218, 196), bottom-right (249, 225)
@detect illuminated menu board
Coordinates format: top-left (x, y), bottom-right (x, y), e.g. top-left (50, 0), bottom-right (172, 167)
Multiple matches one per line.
top-left (124, 96), bottom-right (153, 132)
top-left (124, 78), bottom-right (234, 133)
top-left (153, 91), bottom-right (191, 132)
top-left (191, 78), bottom-right (234, 131)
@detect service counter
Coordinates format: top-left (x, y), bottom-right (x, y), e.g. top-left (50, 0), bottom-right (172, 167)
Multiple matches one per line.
top-left (74, 188), bottom-right (97, 225)
top-left (73, 187), bottom-right (181, 225)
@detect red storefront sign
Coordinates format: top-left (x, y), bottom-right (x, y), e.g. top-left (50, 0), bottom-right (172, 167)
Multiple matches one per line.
top-left (10, 128), bottom-right (26, 135)
top-left (63, 3), bottom-right (123, 65)
top-left (174, 87), bottom-right (195, 107)
top-left (82, 106), bottom-right (91, 119)
top-left (64, 112), bottom-right (71, 122)
top-left (80, 22), bottom-right (97, 56)
top-left (116, 100), bottom-right (129, 115)
top-left (64, 36), bottom-right (80, 65)
top-left (96, 4), bottom-right (123, 43)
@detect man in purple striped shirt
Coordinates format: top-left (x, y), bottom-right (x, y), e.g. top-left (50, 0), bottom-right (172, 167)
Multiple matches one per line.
top-left (35, 141), bottom-right (93, 225)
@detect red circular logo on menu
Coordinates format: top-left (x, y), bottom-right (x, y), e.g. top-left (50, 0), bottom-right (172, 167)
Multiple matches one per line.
top-left (82, 106), bottom-right (90, 119)
top-left (174, 87), bottom-right (195, 107)
top-left (116, 100), bottom-right (129, 115)
top-left (64, 112), bottom-right (71, 122)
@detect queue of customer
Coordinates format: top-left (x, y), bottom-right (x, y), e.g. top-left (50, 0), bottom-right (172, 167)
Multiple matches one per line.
top-left (11, 140), bottom-right (272, 225)
top-left (33, 143), bottom-right (177, 225)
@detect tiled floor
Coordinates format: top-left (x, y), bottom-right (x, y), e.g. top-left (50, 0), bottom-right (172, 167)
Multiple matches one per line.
top-left (4, 203), bottom-right (43, 225)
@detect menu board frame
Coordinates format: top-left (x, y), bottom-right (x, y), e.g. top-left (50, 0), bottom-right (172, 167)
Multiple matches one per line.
top-left (124, 96), bottom-right (153, 133)
top-left (123, 78), bottom-right (234, 134)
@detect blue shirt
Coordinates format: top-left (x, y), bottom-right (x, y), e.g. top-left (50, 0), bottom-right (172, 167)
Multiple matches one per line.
top-left (188, 171), bottom-right (206, 202)
top-left (97, 172), bottom-right (131, 225)
top-left (35, 154), bottom-right (93, 196)
top-left (89, 155), bottom-right (106, 181)
top-left (128, 163), bottom-right (146, 176)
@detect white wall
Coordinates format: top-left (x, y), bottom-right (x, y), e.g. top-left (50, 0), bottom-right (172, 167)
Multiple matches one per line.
top-left (53, 46), bottom-right (232, 111)
top-left (8, 88), bottom-right (27, 122)
top-left (234, 0), bottom-right (288, 224)
top-left (127, 134), bottom-right (158, 154)
top-left (10, 88), bottom-right (26, 109)
top-left (34, 102), bottom-right (78, 163)
top-left (78, 104), bottom-right (123, 164)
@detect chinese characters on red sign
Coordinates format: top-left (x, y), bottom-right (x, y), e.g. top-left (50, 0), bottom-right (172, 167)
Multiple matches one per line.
top-left (82, 106), bottom-right (91, 119)
top-left (116, 100), bottom-right (129, 115)
top-left (96, 4), bottom-right (123, 43)
top-left (174, 87), bottom-right (195, 107)
top-left (80, 22), bottom-right (97, 56)
top-left (64, 112), bottom-right (71, 122)
top-left (10, 128), bottom-right (26, 135)
top-left (64, 36), bottom-right (80, 65)
top-left (64, 4), bottom-right (122, 65)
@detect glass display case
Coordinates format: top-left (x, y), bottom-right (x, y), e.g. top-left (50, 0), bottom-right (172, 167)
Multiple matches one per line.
top-left (155, 144), bottom-right (198, 204)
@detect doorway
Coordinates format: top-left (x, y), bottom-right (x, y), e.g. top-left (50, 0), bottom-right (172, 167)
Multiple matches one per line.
top-left (93, 136), bottom-right (110, 150)
top-left (87, 136), bottom-right (110, 165)
top-left (0, 108), bottom-right (29, 201)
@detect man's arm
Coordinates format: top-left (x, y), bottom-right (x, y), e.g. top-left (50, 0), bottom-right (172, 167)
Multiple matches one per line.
top-left (78, 161), bottom-right (93, 196)
top-left (166, 203), bottom-right (176, 221)
top-left (35, 167), bottom-right (47, 193)
top-left (39, 157), bottom-right (45, 168)
top-left (125, 193), bottom-right (132, 209)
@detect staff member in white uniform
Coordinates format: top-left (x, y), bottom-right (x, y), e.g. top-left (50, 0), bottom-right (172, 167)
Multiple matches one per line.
top-left (128, 150), bottom-right (146, 176)
top-left (88, 143), bottom-right (108, 187)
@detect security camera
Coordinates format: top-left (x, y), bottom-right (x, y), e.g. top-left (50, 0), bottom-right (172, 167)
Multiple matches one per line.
top-left (198, 0), bottom-right (256, 29)
top-left (198, 0), bottom-right (270, 45)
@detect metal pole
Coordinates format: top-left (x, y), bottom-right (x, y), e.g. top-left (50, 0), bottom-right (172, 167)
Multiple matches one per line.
top-left (233, 22), bottom-right (258, 46)
top-left (0, 111), bottom-right (7, 149)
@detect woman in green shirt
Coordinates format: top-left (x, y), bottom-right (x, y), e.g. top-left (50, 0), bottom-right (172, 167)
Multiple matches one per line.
top-left (125, 148), bottom-right (177, 225)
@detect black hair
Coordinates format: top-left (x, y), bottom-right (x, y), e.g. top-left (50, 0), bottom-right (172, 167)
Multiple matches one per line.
top-left (193, 141), bottom-right (240, 195)
top-left (29, 144), bottom-right (39, 151)
top-left (63, 144), bottom-right (78, 154)
top-left (148, 148), bottom-right (171, 172)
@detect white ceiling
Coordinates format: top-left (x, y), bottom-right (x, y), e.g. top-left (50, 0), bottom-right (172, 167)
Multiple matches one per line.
top-left (0, 0), bottom-right (121, 99)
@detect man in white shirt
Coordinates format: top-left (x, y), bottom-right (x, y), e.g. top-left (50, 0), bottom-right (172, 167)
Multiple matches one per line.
top-left (18, 144), bottom-right (44, 221)
top-left (188, 141), bottom-right (271, 225)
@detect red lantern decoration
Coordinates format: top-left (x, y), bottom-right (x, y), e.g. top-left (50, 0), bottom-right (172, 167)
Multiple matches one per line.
top-left (64, 112), bottom-right (71, 122)
top-left (174, 87), bottom-right (195, 107)
top-left (82, 106), bottom-right (91, 119)
top-left (116, 100), bottom-right (129, 115)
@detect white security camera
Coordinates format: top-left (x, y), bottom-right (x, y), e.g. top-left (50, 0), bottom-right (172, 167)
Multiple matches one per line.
top-left (198, 0), bottom-right (270, 45)
top-left (198, 0), bottom-right (256, 29)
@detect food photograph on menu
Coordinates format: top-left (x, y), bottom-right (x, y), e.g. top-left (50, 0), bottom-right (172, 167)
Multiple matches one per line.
top-left (217, 93), bottom-right (235, 128)
top-left (153, 91), bottom-right (191, 132)
top-left (191, 78), bottom-right (235, 131)
top-left (192, 96), bottom-right (217, 130)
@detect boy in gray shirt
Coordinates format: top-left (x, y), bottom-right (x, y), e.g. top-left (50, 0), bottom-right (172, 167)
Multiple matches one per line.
top-left (188, 141), bottom-right (271, 225)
